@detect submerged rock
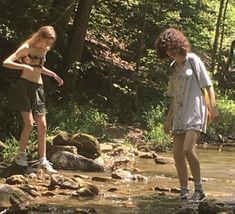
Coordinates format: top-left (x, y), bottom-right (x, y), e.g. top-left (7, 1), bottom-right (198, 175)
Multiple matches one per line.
top-left (154, 156), bottom-right (175, 164)
top-left (75, 183), bottom-right (99, 197)
top-left (111, 168), bottom-right (147, 181)
top-left (28, 204), bottom-right (95, 213)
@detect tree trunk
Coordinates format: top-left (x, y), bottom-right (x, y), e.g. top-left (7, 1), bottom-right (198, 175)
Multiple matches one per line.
top-left (227, 40), bottom-right (235, 71)
top-left (47, 0), bottom-right (76, 54)
top-left (134, 0), bottom-right (148, 114)
top-left (62, 0), bottom-right (94, 99)
top-left (219, 0), bottom-right (229, 58)
top-left (211, 0), bottom-right (225, 73)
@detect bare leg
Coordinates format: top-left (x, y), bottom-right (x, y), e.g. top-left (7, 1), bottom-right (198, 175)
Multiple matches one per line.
top-left (173, 133), bottom-right (188, 189)
top-left (34, 114), bottom-right (57, 174)
top-left (34, 114), bottom-right (47, 159)
top-left (19, 111), bottom-right (34, 152)
top-left (183, 130), bottom-right (201, 184)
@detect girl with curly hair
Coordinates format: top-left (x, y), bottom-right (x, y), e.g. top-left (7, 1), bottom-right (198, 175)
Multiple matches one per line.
top-left (155, 28), bottom-right (220, 202)
top-left (3, 26), bottom-right (64, 174)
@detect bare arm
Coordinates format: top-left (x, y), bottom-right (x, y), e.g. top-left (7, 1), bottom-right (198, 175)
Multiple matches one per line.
top-left (205, 85), bottom-right (220, 121)
top-left (3, 44), bottom-right (32, 71)
top-left (41, 66), bottom-right (64, 86)
top-left (164, 97), bottom-right (174, 134)
top-left (165, 98), bottom-right (174, 122)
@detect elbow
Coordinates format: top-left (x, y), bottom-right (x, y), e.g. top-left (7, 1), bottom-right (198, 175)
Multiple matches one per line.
top-left (2, 60), bottom-right (9, 68)
top-left (2, 60), bottom-right (6, 67)
top-left (2, 60), bottom-right (12, 69)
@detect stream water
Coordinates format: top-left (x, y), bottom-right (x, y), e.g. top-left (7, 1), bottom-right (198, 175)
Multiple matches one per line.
top-left (25, 147), bottom-right (235, 213)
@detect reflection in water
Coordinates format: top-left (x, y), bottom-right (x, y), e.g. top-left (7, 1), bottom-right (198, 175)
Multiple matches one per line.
top-left (33, 148), bottom-right (235, 213)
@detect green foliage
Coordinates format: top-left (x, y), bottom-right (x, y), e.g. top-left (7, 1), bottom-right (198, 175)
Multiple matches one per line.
top-left (79, 106), bottom-right (108, 136)
top-left (136, 49), bottom-right (170, 116)
top-left (207, 94), bottom-right (235, 137)
top-left (113, 83), bottom-right (136, 95)
top-left (68, 61), bottom-right (96, 75)
top-left (0, 93), bottom-right (20, 140)
top-left (0, 0), bottom-right (234, 148)
top-left (139, 49), bottom-right (169, 92)
top-left (2, 136), bottom-right (18, 163)
top-left (2, 131), bottom-right (38, 163)
top-left (47, 103), bottom-right (108, 137)
top-left (0, 24), bottom-right (16, 40)
top-left (142, 106), bottom-right (172, 151)
top-left (0, 0), bottom-right (52, 41)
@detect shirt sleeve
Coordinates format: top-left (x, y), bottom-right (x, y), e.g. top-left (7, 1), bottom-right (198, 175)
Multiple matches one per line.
top-left (198, 58), bottom-right (212, 88)
top-left (192, 54), bottom-right (212, 88)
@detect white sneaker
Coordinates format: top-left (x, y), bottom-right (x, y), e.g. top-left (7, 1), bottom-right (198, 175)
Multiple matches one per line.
top-left (38, 160), bottom-right (57, 174)
top-left (15, 153), bottom-right (28, 167)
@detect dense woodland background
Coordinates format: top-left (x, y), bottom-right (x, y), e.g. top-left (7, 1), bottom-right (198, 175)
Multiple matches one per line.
top-left (0, 0), bottom-right (234, 152)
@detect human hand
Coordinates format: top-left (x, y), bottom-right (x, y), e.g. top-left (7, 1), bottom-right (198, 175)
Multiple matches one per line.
top-left (163, 120), bottom-right (172, 134)
top-left (211, 107), bottom-right (220, 122)
top-left (53, 74), bottom-right (64, 86)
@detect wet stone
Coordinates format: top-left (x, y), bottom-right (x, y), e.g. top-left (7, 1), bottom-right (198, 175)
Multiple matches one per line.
top-left (170, 187), bottom-right (181, 193)
top-left (107, 187), bottom-right (118, 192)
top-left (6, 175), bottom-right (28, 185)
top-left (198, 200), bottom-right (228, 214)
top-left (0, 184), bottom-right (32, 207)
top-left (19, 185), bottom-right (40, 198)
top-left (49, 174), bottom-right (80, 190)
top-left (29, 204), bottom-right (85, 214)
top-left (91, 176), bottom-right (111, 182)
top-left (155, 186), bottom-right (171, 192)
top-left (41, 191), bottom-right (56, 197)
top-left (154, 156), bottom-right (175, 164)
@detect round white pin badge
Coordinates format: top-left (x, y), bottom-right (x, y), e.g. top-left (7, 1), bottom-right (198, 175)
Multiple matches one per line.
top-left (186, 69), bottom-right (193, 76)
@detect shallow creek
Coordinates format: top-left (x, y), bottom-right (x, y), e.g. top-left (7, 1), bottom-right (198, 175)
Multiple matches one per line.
top-left (31, 148), bottom-right (235, 213)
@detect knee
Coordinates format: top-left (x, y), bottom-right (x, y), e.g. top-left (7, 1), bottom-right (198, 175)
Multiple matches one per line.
top-left (23, 122), bottom-right (34, 131)
top-left (184, 147), bottom-right (196, 159)
top-left (183, 147), bottom-right (194, 157)
top-left (173, 151), bottom-right (185, 162)
top-left (37, 122), bottom-right (47, 132)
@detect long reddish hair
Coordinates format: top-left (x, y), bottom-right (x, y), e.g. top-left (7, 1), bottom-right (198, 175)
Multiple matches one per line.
top-left (24, 26), bottom-right (56, 47)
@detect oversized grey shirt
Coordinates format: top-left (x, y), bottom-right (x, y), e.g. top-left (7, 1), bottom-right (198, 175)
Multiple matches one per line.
top-left (168, 53), bottom-right (212, 133)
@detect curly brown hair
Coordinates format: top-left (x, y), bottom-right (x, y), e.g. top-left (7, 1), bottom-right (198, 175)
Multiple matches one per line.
top-left (155, 28), bottom-right (191, 59)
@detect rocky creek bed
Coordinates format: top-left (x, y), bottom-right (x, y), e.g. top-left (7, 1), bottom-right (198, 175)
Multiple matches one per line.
top-left (1, 131), bottom-right (235, 214)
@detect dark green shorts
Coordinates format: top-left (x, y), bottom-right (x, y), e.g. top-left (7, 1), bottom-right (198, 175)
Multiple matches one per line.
top-left (10, 78), bottom-right (46, 115)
